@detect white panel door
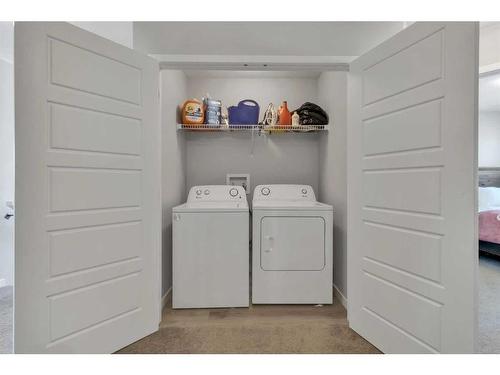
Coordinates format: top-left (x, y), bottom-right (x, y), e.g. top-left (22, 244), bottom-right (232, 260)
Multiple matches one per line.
top-left (15, 22), bottom-right (161, 353)
top-left (347, 23), bottom-right (478, 353)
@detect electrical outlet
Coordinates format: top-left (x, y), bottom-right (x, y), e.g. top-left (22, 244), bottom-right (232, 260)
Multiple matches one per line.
top-left (226, 173), bottom-right (250, 194)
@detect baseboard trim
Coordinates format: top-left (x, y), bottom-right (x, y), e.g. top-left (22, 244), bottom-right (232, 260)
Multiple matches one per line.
top-left (161, 287), bottom-right (172, 310)
top-left (333, 284), bottom-right (347, 309)
top-left (162, 285), bottom-right (345, 310)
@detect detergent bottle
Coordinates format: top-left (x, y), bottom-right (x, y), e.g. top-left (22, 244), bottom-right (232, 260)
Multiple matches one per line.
top-left (278, 101), bottom-right (291, 126)
top-left (181, 99), bottom-right (205, 125)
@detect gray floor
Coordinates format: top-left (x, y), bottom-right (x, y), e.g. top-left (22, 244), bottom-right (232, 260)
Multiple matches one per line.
top-left (0, 256), bottom-right (498, 353)
top-left (478, 253), bottom-right (500, 353)
top-left (0, 286), bottom-right (13, 354)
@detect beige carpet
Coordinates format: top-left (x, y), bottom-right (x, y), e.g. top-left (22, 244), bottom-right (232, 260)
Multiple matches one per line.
top-left (0, 286), bottom-right (13, 354)
top-left (478, 253), bottom-right (500, 353)
top-left (117, 299), bottom-right (380, 354)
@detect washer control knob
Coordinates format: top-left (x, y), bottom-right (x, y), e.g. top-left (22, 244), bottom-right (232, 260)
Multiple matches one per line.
top-left (196, 189), bottom-right (202, 195)
top-left (204, 189), bottom-right (210, 195)
top-left (261, 187), bottom-right (270, 196)
top-left (229, 188), bottom-right (238, 197)
top-left (301, 188), bottom-right (307, 194)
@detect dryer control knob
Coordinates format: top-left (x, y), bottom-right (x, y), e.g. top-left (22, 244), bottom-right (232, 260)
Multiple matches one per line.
top-left (261, 187), bottom-right (270, 196)
top-left (301, 188), bottom-right (307, 194)
top-left (229, 188), bottom-right (238, 197)
top-left (204, 189), bottom-right (210, 195)
top-left (196, 189), bottom-right (202, 195)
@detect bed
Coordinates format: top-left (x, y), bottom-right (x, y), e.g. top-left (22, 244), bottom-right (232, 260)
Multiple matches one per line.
top-left (479, 168), bottom-right (500, 257)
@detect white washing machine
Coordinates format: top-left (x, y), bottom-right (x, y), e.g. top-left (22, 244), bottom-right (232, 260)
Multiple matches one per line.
top-left (172, 185), bottom-right (249, 308)
top-left (252, 184), bottom-right (333, 304)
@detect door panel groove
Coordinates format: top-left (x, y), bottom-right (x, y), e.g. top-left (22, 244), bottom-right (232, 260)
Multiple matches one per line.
top-left (49, 204), bottom-right (141, 214)
top-left (48, 148), bottom-right (143, 159)
top-left (363, 205), bottom-right (443, 218)
top-left (363, 77), bottom-right (442, 107)
top-left (362, 307), bottom-right (440, 353)
top-left (363, 219), bottom-right (443, 238)
top-left (48, 271), bottom-right (140, 299)
top-left (47, 100), bottom-right (142, 121)
top-left (47, 307), bottom-right (142, 347)
top-left (363, 256), bottom-right (444, 288)
top-left (363, 271), bottom-right (443, 307)
top-left (47, 219), bottom-right (142, 233)
top-left (363, 146), bottom-right (443, 159)
top-left (47, 164), bottom-right (142, 172)
top-left (48, 256), bottom-right (141, 280)
top-left (48, 82), bottom-right (141, 107)
top-left (363, 220), bottom-right (443, 239)
top-left (46, 206), bottom-right (142, 217)
top-left (363, 166), bottom-right (442, 173)
top-left (48, 166), bottom-right (142, 172)
top-left (362, 96), bottom-right (444, 122)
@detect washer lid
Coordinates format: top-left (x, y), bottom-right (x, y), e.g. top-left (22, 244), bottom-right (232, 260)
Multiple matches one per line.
top-left (173, 200), bottom-right (249, 213)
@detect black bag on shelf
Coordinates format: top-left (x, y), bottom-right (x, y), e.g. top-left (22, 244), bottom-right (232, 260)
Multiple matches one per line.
top-left (293, 102), bottom-right (329, 125)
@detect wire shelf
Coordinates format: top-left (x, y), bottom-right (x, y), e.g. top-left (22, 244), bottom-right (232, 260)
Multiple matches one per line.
top-left (176, 124), bottom-right (329, 133)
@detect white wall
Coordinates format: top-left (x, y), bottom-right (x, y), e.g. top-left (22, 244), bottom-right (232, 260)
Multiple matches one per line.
top-left (186, 132), bottom-right (320, 200)
top-left (161, 70), bottom-right (187, 295)
top-left (479, 111), bottom-right (500, 167)
top-left (0, 22), bottom-right (14, 287)
top-left (184, 72), bottom-right (321, 199)
top-left (480, 23), bottom-right (500, 72)
top-left (0, 22), bottom-right (13, 63)
top-left (70, 22), bottom-right (133, 48)
top-left (318, 71), bottom-right (348, 297)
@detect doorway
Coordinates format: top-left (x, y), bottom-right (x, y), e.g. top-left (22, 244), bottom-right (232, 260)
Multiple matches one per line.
top-left (0, 21), bottom-right (14, 354)
top-left (477, 66), bottom-right (500, 353)
top-left (10, 21), bottom-right (480, 354)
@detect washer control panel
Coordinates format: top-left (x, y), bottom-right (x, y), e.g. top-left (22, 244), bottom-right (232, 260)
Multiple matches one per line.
top-left (253, 184), bottom-right (316, 202)
top-left (229, 187), bottom-right (239, 197)
top-left (188, 185), bottom-right (246, 202)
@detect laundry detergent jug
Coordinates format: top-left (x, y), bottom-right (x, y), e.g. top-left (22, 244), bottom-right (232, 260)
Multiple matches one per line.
top-left (181, 99), bottom-right (205, 125)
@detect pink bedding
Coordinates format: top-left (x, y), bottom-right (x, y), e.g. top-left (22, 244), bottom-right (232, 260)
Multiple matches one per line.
top-left (479, 210), bottom-right (500, 244)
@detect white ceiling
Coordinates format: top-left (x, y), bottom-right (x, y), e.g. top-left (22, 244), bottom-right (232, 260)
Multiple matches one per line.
top-left (480, 73), bottom-right (500, 112)
top-left (133, 22), bottom-right (406, 57)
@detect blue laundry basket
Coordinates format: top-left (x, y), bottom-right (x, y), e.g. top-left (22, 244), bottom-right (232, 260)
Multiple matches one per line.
top-left (228, 100), bottom-right (260, 125)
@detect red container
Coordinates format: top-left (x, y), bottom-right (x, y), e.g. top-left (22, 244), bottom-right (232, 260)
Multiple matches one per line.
top-left (278, 101), bottom-right (291, 126)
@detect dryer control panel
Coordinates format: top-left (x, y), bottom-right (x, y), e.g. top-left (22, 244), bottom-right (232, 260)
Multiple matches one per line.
top-left (253, 184), bottom-right (317, 202)
top-left (187, 185), bottom-right (246, 202)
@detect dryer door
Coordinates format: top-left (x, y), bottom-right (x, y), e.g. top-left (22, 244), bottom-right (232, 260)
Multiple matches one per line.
top-left (260, 216), bottom-right (325, 271)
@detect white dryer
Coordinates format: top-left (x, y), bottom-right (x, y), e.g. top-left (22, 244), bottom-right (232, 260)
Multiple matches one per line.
top-left (173, 185), bottom-right (249, 308)
top-left (252, 184), bottom-right (333, 304)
